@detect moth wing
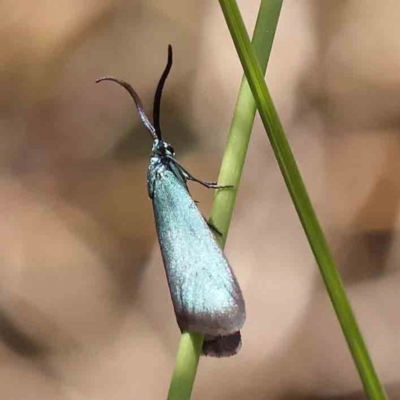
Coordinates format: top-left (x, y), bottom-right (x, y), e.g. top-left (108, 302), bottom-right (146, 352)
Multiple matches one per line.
top-left (152, 168), bottom-right (246, 338)
top-left (202, 331), bottom-right (242, 357)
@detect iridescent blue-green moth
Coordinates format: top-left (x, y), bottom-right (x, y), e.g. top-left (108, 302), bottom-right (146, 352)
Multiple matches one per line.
top-left (97, 45), bottom-right (245, 356)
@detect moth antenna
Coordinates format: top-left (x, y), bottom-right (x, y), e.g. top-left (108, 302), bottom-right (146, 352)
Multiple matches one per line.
top-left (153, 45), bottom-right (173, 140)
top-left (96, 76), bottom-right (158, 141)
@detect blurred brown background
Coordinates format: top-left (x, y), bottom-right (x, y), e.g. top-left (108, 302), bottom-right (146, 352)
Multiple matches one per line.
top-left (1, 0), bottom-right (400, 399)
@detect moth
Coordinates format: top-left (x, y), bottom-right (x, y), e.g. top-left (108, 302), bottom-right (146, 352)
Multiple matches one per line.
top-left (97, 45), bottom-right (245, 356)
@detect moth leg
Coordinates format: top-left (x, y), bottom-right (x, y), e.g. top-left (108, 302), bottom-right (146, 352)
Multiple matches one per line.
top-left (188, 176), bottom-right (231, 190)
top-left (206, 219), bottom-right (223, 236)
top-left (167, 156), bottom-right (233, 190)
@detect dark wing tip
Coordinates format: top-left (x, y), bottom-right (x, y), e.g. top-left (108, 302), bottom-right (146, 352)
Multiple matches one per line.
top-left (202, 331), bottom-right (242, 357)
top-left (175, 299), bottom-right (246, 337)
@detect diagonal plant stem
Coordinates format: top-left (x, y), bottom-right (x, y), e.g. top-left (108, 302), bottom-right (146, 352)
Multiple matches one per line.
top-left (167, 2), bottom-right (283, 400)
top-left (210, 0), bottom-right (283, 248)
top-left (218, 1), bottom-right (388, 400)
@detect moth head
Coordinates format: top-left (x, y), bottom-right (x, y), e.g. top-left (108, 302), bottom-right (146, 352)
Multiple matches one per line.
top-left (152, 140), bottom-right (175, 157)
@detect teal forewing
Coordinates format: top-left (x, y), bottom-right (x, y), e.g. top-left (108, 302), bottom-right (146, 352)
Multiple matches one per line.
top-left (149, 161), bottom-right (246, 346)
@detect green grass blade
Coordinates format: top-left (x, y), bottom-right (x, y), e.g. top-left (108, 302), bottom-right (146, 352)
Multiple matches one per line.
top-left (167, 2), bottom-right (283, 399)
top-left (167, 332), bottom-right (204, 400)
top-left (210, 0), bottom-right (283, 247)
top-left (218, 1), bottom-right (388, 400)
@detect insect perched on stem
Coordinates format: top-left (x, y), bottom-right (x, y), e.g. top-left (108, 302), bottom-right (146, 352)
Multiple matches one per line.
top-left (97, 45), bottom-right (245, 356)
